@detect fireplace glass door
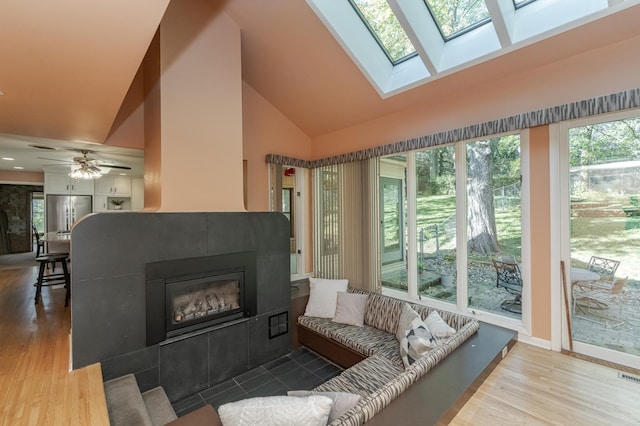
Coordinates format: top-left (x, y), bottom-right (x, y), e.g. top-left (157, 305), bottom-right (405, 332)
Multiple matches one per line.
top-left (166, 272), bottom-right (244, 333)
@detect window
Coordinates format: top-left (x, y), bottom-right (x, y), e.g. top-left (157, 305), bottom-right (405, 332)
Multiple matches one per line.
top-left (423, 0), bottom-right (491, 40)
top-left (466, 135), bottom-right (522, 319)
top-left (513, 0), bottom-right (537, 9)
top-left (375, 133), bottom-right (526, 326)
top-left (269, 165), bottom-right (307, 279)
top-left (349, 0), bottom-right (417, 64)
top-left (414, 146), bottom-right (457, 304)
top-left (309, 0), bottom-right (621, 97)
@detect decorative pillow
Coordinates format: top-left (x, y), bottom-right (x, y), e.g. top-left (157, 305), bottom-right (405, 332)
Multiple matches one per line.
top-left (287, 390), bottom-right (361, 422)
top-left (332, 292), bottom-right (368, 326)
top-left (218, 395), bottom-right (332, 426)
top-left (304, 278), bottom-right (349, 318)
top-left (396, 303), bottom-right (420, 341)
top-left (424, 310), bottom-right (456, 340)
top-left (400, 317), bottom-right (437, 369)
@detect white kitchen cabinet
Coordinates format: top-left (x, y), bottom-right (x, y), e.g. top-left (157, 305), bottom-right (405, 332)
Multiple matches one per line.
top-left (131, 178), bottom-right (144, 211)
top-left (94, 195), bottom-right (109, 212)
top-left (95, 176), bottom-right (131, 197)
top-left (45, 173), bottom-right (94, 195)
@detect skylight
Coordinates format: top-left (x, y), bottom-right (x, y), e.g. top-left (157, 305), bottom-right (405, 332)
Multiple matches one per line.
top-left (306, 0), bottom-right (630, 98)
top-left (424, 0), bottom-right (491, 40)
top-left (513, 0), bottom-right (537, 9)
top-left (349, 0), bottom-right (417, 64)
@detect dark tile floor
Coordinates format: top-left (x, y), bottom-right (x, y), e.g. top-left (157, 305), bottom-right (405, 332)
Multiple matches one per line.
top-left (172, 347), bottom-right (343, 417)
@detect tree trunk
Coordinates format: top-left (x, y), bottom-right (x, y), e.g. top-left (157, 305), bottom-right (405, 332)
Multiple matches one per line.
top-left (467, 140), bottom-right (500, 255)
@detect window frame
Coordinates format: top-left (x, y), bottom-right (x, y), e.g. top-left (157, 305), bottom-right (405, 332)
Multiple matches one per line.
top-left (380, 130), bottom-right (530, 335)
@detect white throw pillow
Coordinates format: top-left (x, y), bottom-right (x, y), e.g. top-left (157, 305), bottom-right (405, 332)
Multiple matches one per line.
top-left (218, 395), bottom-right (332, 426)
top-left (400, 317), bottom-right (437, 369)
top-left (424, 310), bottom-right (456, 339)
top-left (304, 278), bottom-right (349, 318)
top-left (332, 292), bottom-right (368, 327)
top-left (396, 303), bottom-right (421, 341)
top-left (287, 390), bottom-right (361, 422)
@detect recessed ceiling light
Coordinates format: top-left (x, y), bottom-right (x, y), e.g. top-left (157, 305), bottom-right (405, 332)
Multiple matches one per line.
top-left (2, 157), bottom-right (14, 161)
top-left (13, 166), bottom-right (24, 170)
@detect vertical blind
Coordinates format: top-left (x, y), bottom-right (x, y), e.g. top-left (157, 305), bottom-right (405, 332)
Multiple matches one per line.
top-left (313, 159), bottom-right (381, 291)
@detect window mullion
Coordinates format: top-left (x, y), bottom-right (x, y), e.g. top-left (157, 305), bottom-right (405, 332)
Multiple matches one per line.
top-left (455, 142), bottom-right (469, 311)
top-left (406, 151), bottom-right (418, 299)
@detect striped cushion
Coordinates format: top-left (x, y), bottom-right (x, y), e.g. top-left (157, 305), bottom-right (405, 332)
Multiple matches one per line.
top-left (320, 361), bottom-right (418, 426)
top-left (299, 290), bottom-right (481, 426)
top-left (298, 316), bottom-right (404, 367)
top-left (314, 354), bottom-right (403, 396)
top-left (359, 291), bottom-right (405, 335)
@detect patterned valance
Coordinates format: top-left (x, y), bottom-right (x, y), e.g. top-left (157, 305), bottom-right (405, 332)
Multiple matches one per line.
top-left (267, 87), bottom-right (640, 168)
top-left (264, 154), bottom-right (313, 168)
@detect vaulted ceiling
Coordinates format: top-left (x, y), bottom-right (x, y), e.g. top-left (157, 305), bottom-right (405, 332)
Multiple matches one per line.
top-left (1, 0), bottom-right (640, 172)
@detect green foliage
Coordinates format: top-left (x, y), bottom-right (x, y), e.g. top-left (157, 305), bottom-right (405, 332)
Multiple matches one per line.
top-left (32, 199), bottom-right (44, 233)
top-left (351, 0), bottom-right (415, 62)
top-left (425, 0), bottom-right (490, 38)
top-left (569, 118), bottom-right (640, 167)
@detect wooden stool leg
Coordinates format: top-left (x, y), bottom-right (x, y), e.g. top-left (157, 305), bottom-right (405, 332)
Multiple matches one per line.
top-left (35, 261), bottom-right (46, 304)
top-left (62, 260), bottom-right (71, 307)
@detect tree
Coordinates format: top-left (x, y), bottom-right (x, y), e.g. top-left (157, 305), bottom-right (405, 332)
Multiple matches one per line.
top-left (467, 139), bottom-right (500, 255)
top-left (426, 0), bottom-right (489, 37)
top-left (569, 118), bottom-right (640, 167)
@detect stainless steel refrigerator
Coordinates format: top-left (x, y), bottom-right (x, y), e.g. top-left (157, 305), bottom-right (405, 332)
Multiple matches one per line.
top-left (46, 195), bottom-right (93, 234)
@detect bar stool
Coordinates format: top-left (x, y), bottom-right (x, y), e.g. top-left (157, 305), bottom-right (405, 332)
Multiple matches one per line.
top-left (34, 252), bottom-right (71, 306)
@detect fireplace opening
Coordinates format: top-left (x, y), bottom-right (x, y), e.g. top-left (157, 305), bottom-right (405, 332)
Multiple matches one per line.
top-left (166, 271), bottom-right (244, 337)
top-left (146, 252), bottom-right (257, 345)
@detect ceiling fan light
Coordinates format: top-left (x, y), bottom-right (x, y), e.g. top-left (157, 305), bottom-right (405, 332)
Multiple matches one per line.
top-left (69, 164), bottom-right (102, 179)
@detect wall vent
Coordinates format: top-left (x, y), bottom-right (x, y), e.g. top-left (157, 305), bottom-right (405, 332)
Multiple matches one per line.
top-left (618, 372), bottom-right (640, 384)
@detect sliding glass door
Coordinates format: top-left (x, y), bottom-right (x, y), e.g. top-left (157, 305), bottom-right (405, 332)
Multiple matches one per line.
top-left (559, 111), bottom-right (640, 367)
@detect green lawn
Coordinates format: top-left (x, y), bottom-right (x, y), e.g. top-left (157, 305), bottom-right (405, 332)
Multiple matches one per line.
top-left (414, 193), bottom-right (639, 287)
top-left (416, 194), bottom-right (521, 263)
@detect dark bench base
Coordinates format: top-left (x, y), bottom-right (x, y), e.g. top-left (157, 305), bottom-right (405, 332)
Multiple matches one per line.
top-left (365, 322), bottom-right (517, 426)
top-left (297, 324), bottom-right (366, 369)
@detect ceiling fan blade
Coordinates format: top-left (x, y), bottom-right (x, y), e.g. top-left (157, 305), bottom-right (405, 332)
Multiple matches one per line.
top-left (38, 157), bottom-right (74, 164)
top-left (100, 164), bottom-right (132, 170)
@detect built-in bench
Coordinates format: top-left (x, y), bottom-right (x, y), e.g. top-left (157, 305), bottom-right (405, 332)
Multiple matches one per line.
top-left (295, 287), bottom-right (516, 425)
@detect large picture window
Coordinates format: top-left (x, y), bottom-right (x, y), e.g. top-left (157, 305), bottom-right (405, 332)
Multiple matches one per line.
top-left (378, 133), bottom-right (526, 324)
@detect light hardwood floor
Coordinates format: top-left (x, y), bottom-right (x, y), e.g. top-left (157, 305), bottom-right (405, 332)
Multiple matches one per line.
top-left (1, 251), bottom-right (639, 425)
top-left (0, 252), bottom-right (108, 426)
top-left (450, 343), bottom-right (640, 425)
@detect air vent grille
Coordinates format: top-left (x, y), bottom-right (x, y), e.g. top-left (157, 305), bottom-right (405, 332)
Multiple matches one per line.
top-left (618, 372), bottom-right (640, 384)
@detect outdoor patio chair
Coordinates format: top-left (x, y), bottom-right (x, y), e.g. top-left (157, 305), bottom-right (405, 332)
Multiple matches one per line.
top-left (573, 277), bottom-right (627, 328)
top-left (586, 256), bottom-right (620, 288)
top-left (492, 259), bottom-right (522, 314)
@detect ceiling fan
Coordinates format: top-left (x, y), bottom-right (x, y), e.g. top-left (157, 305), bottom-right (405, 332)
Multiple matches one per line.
top-left (40, 149), bottom-right (132, 179)
top-left (40, 149), bottom-right (132, 171)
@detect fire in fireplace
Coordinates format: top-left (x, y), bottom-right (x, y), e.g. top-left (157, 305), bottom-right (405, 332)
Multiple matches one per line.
top-left (146, 252), bottom-right (257, 345)
top-left (168, 272), bottom-right (242, 328)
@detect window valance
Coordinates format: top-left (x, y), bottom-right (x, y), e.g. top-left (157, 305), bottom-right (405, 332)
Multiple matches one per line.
top-left (266, 87), bottom-right (640, 168)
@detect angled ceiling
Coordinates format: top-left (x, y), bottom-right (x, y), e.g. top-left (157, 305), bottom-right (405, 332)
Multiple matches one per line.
top-left (1, 0), bottom-right (640, 174)
top-left (0, 0), bottom-right (169, 144)
top-left (226, 0), bottom-right (640, 137)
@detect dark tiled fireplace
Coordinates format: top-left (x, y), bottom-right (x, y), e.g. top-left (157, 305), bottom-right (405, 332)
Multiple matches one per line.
top-left (71, 212), bottom-right (291, 402)
top-left (146, 251), bottom-right (258, 345)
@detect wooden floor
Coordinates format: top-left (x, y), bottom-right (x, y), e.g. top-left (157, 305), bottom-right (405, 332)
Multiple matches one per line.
top-left (1, 252), bottom-right (639, 425)
top-left (0, 252), bottom-right (108, 426)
